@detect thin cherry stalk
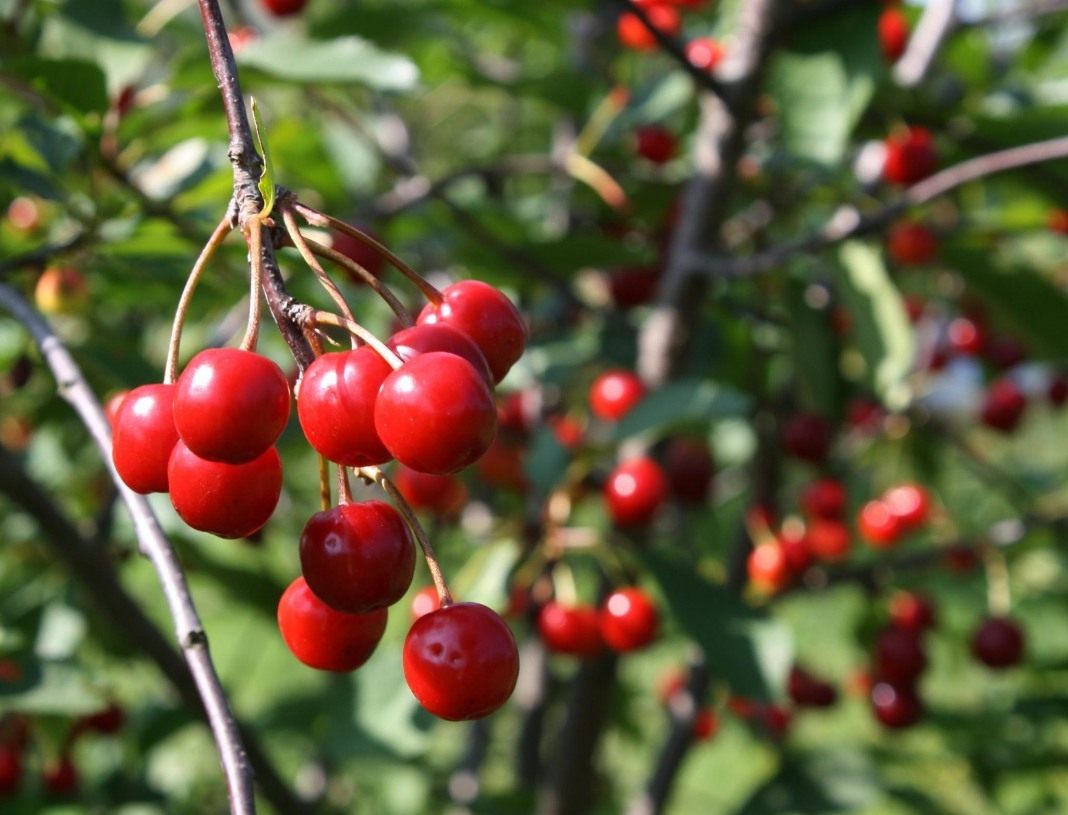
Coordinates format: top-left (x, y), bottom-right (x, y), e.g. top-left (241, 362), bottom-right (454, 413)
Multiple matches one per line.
top-left (239, 217), bottom-right (264, 352)
top-left (308, 310), bottom-right (404, 370)
top-left (301, 237), bottom-right (413, 326)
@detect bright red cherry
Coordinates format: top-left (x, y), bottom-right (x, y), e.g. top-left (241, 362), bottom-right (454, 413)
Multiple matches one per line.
top-left (858, 500), bottom-right (902, 549)
top-left (878, 7), bottom-right (909, 63)
top-left (883, 483), bottom-right (931, 531)
top-left (782, 412), bottom-right (832, 463)
top-left (947, 316), bottom-right (985, 356)
top-left (168, 441), bottom-right (282, 539)
top-left (277, 577), bottom-right (387, 672)
top-left (297, 347), bottom-right (392, 467)
top-left (417, 280), bottom-right (526, 383)
top-left (173, 348), bottom-right (290, 464)
top-left (888, 591), bottom-right (936, 633)
top-left (0, 747), bottom-right (21, 795)
top-left (871, 682), bottom-right (922, 729)
top-left (883, 126), bottom-right (938, 186)
top-left (686, 37), bottom-right (723, 72)
top-left (387, 323), bottom-right (494, 386)
top-left (635, 125), bottom-right (677, 165)
top-left (374, 352), bottom-right (497, 475)
top-left (874, 626), bottom-right (927, 684)
top-left (693, 708), bottom-right (718, 741)
top-left (332, 224), bottom-right (386, 280)
top-left (972, 617), bottom-right (1025, 669)
top-left (886, 220), bottom-right (937, 266)
top-left (617, 2), bottom-right (681, 51)
top-left (394, 464), bottom-right (468, 517)
top-left (403, 602), bottom-right (519, 720)
top-left (802, 478), bottom-right (846, 519)
top-left (300, 501), bottom-right (415, 614)
top-left (600, 588), bottom-right (660, 652)
top-left (589, 370), bottom-right (646, 421)
top-left (981, 377), bottom-right (1027, 432)
top-left (410, 586), bottom-right (441, 622)
top-left (787, 666), bottom-right (837, 708)
top-left (604, 456), bottom-right (667, 527)
top-left (663, 436), bottom-right (714, 505)
top-left (260, 0), bottom-right (308, 17)
top-left (747, 542), bottom-right (790, 593)
top-left (537, 602), bottom-right (603, 658)
top-left (42, 756), bottom-right (78, 795)
top-left (112, 383), bottom-right (180, 494)
top-left (806, 519), bottom-right (852, 562)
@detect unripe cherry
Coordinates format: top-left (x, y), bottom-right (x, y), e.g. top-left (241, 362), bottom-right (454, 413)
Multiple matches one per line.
top-left (112, 383), bottom-right (180, 494)
top-left (277, 577), bottom-right (387, 672)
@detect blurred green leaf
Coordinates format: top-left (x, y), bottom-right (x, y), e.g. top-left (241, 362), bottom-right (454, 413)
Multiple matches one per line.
top-left (238, 33), bottom-right (420, 90)
top-left (3, 58), bottom-right (108, 116)
top-left (612, 380), bottom-right (751, 442)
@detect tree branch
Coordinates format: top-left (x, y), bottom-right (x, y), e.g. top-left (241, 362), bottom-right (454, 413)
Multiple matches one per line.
top-left (892, 0), bottom-right (957, 88)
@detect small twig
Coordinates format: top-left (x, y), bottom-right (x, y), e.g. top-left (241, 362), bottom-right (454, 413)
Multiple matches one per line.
top-left (239, 217), bottom-right (263, 352)
top-left (893, 0), bottom-right (957, 88)
top-left (301, 237), bottom-right (413, 325)
top-left (307, 309), bottom-right (403, 369)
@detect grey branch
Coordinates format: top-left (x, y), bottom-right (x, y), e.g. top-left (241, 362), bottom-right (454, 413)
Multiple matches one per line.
top-left (893, 0), bottom-right (957, 88)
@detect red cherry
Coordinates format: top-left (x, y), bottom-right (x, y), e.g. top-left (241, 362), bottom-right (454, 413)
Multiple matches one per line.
top-left (847, 397), bottom-right (884, 431)
top-left (0, 747), bottom-right (21, 795)
top-left (296, 348), bottom-right (392, 467)
top-left (167, 441), bottom-right (282, 539)
top-left (604, 456), bottom-right (667, 527)
top-left (878, 7), bottom-right (909, 63)
top-left (475, 435), bottom-right (528, 493)
top-left (874, 626), bottom-right (927, 684)
top-left (779, 523), bottom-right (814, 573)
top-left (947, 316), bottom-right (985, 356)
top-left (78, 702), bottom-right (125, 735)
top-left (858, 500), bottom-right (902, 549)
top-left (299, 501), bottom-right (415, 614)
top-left (103, 389), bottom-right (129, 428)
top-left (972, 617), bottom-right (1025, 669)
top-left (403, 602), bottom-right (519, 720)
top-left (883, 126), bottom-right (938, 186)
top-left (260, 0), bottom-right (307, 16)
top-left (600, 588), bottom-right (659, 652)
top-left (782, 412), bottom-right (832, 463)
top-left (112, 384), bottom-right (180, 494)
top-left (387, 323), bottom-right (494, 386)
top-left (374, 352), bottom-right (497, 475)
top-left (332, 225), bottom-right (386, 280)
top-left (635, 125), bottom-right (678, 165)
top-left (496, 391), bottom-right (533, 438)
top-left (663, 437), bottom-right (714, 504)
top-left (277, 577), bottom-right (387, 672)
top-left (537, 602), bottom-right (603, 658)
top-left (760, 705), bottom-right (793, 739)
top-left (617, 2), bottom-right (680, 51)
top-left (883, 483), bottom-right (931, 531)
top-left (608, 266), bottom-right (660, 309)
top-left (693, 708), bottom-right (718, 741)
top-left (42, 756), bottom-right (78, 795)
top-left (886, 220), bottom-right (937, 265)
top-left (589, 370), bottom-right (646, 421)
top-left (550, 414), bottom-right (585, 450)
top-left (747, 542), bottom-right (790, 593)
top-left (1049, 208), bottom-right (1068, 235)
top-left (410, 586), bottom-right (441, 622)
top-left (871, 682), bottom-right (922, 728)
top-left (227, 26), bottom-right (258, 54)
top-left (1049, 374), bottom-right (1068, 406)
top-left (806, 519), bottom-right (852, 562)
top-left (686, 37), bottom-right (723, 72)
top-left (787, 666), bottom-right (837, 708)
top-left (888, 591), bottom-right (937, 633)
top-left (394, 464), bottom-right (468, 517)
top-left (801, 478), bottom-right (846, 519)
top-left (981, 377), bottom-right (1027, 432)
top-left (173, 348), bottom-right (290, 464)
top-left (417, 281), bottom-right (526, 383)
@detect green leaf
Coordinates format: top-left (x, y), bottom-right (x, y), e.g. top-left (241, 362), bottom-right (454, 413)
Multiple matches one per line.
top-left (611, 380), bottom-right (750, 443)
top-left (524, 426), bottom-right (570, 496)
top-left (835, 241), bottom-right (914, 410)
top-left (640, 548), bottom-right (792, 702)
top-left (250, 98), bottom-right (275, 219)
top-left (34, 601), bottom-right (87, 661)
top-left (237, 33), bottom-right (419, 91)
top-left (4, 58), bottom-right (108, 116)
top-left (0, 661), bottom-right (104, 715)
top-left (785, 276), bottom-right (841, 417)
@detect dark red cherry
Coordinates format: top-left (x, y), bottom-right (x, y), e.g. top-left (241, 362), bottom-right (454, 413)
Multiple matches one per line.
top-left (604, 456), bottom-right (667, 527)
top-left (600, 588), bottom-right (659, 652)
top-left (0, 747), bottom-right (21, 795)
top-left (883, 483), bottom-right (931, 531)
top-left (871, 682), bottom-right (922, 729)
top-left (167, 441), bottom-right (282, 539)
top-left (806, 519), bottom-right (852, 562)
top-left (277, 577), bottom-right (387, 672)
top-left (883, 126), bottom-right (938, 186)
top-left (299, 501), bottom-right (415, 613)
top-left (42, 756), bottom-right (77, 795)
top-left (112, 383), bottom-right (180, 494)
top-left (972, 617), bottom-right (1025, 669)
top-left (394, 464), bottom-right (468, 517)
top-left (332, 224), bottom-right (386, 280)
top-left (874, 626), bottom-right (927, 684)
top-left (608, 266), bottom-right (660, 309)
top-left (537, 602), bottom-right (603, 658)
top-left (787, 666), bottom-right (837, 708)
top-left (589, 370), bottom-right (646, 421)
top-left (261, 0), bottom-right (307, 15)
top-left (375, 352), bottom-right (497, 474)
top-left (296, 347), bottom-right (392, 467)
top-left (802, 478), bottom-right (846, 519)
top-left (858, 500), bottom-right (902, 549)
top-left (779, 524), bottom-right (814, 573)
top-left (886, 220), bottom-right (937, 265)
top-left (693, 708), bottom-right (719, 741)
top-left (782, 412), bottom-right (832, 463)
top-left (417, 281), bottom-right (526, 383)
top-left (1049, 374), bottom-right (1068, 406)
top-left (403, 602), bottom-right (519, 720)
top-left (635, 125), bottom-right (677, 165)
top-left (981, 378), bottom-right (1027, 432)
top-left (888, 591), bottom-right (937, 633)
top-left (663, 436), bottom-right (714, 504)
top-left (78, 702), bottom-right (125, 735)
top-left (410, 586), bottom-right (441, 622)
top-left (387, 323), bottom-right (493, 386)
top-left (173, 348), bottom-right (290, 464)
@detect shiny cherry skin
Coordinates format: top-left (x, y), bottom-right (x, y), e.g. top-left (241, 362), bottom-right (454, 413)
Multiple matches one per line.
top-left (0, 747), bottom-right (21, 795)
top-left (297, 347), bottom-right (392, 467)
top-left (589, 370), bottom-right (646, 421)
top-left (300, 501), bottom-right (415, 614)
top-left (747, 542), bottom-right (790, 593)
top-left (686, 37), bottom-right (724, 72)
top-left (403, 602), bottom-right (519, 720)
top-left (277, 577), bottom-right (387, 672)
top-left (887, 220), bottom-right (937, 265)
top-left (947, 316), bottom-right (985, 356)
top-left (604, 456), bottom-right (667, 527)
top-left (168, 441), bottom-right (282, 539)
top-left (802, 478), bottom-right (846, 519)
top-left (537, 602), bottom-right (604, 658)
top-left (972, 617), bottom-right (1025, 669)
top-left (787, 666), bottom-right (837, 708)
top-left (806, 519), bottom-right (852, 561)
top-left (883, 126), bottom-right (938, 186)
top-left (871, 682), bottom-right (922, 729)
top-left (103, 389), bottom-right (129, 428)
top-left (858, 500), bottom-right (902, 548)
top-left (375, 352), bottom-right (497, 474)
top-left (387, 323), bottom-right (494, 386)
top-left (410, 586), bottom-right (441, 622)
top-left (664, 436), bottom-right (714, 504)
top-left (261, 0), bottom-right (307, 16)
top-left (112, 383), bottom-right (180, 494)
top-left (878, 7), bottom-right (909, 62)
top-left (173, 348), bottom-right (290, 464)
top-left (394, 464), bottom-right (468, 517)
top-left (635, 125), bottom-right (677, 165)
top-left (874, 626), bottom-right (927, 684)
top-left (417, 280), bottom-right (526, 383)
top-left (782, 412), bottom-right (832, 463)
top-left (889, 591), bottom-right (937, 633)
top-left (617, 2), bottom-right (680, 51)
top-left (981, 378), bottom-right (1027, 432)
top-left (883, 483), bottom-right (931, 531)
top-left (600, 588), bottom-right (660, 652)
top-left (42, 756), bottom-right (78, 795)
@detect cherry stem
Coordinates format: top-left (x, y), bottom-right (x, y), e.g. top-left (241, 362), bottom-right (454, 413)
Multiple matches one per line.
top-left (982, 544), bottom-right (1012, 617)
top-left (355, 465), bottom-right (453, 607)
top-left (552, 560), bottom-right (579, 607)
top-left (164, 213), bottom-right (233, 384)
top-left (337, 464), bottom-right (352, 505)
top-left (293, 202), bottom-right (443, 305)
top-left (308, 310), bottom-right (404, 370)
top-left (301, 236), bottom-right (413, 326)
top-left (238, 217), bottom-right (263, 352)
top-left (281, 206), bottom-right (361, 349)
top-left (317, 455), bottom-right (331, 513)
